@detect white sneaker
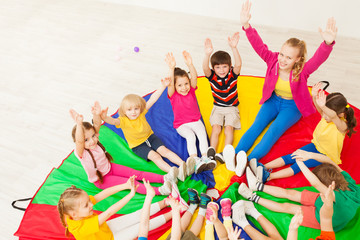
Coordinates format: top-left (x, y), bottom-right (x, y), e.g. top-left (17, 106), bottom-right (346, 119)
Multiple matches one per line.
top-left (231, 200), bottom-right (249, 228)
top-left (246, 167), bottom-right (258, 191)
top-left (186, 156), bottom-right (196, 176)
top-left (158, 181), bottom-right (171, 195)
top-left (223, 144), bottom-right (236, 171)
top-left (177, 162), bottom-right (186, 182)
top-left (194, 157), bottom-right (207, 174)
top-left (202, 156), bottom-right (217, 171)
top-left (238, 183), bottom-right (254, 200)
top-left (215, 153), bottom-right (225, 164)
top-left (206, 146), bottom-right (216, 159)
top-left (235, 150), bottom-right (247, 177)
top-left (249, 158), bottom-right (257, 175)
top-left (164, 167), bottom-right (178, 185)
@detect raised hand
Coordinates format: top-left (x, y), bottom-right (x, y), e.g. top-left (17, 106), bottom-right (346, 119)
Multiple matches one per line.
top-left (311, 82), bottom-right (322, 97)
top-left (320, 181), bottom-right (335, 206)
top-left (91, 101), bottom-right (102, 116)
top-left (228, 32), bottom-right (240, 48)
top-left (204, 38), bottom-right (214, 56)
top-left (240, 0), bottom-right (252, 28)
top-left (319, 17), bottom-right (338, 45)
top-left (227, 225), bottom-right (242, 240)
top-left (289, 209), bottom-right (303, 230)
top-left (291, 149), bottom-right (312, 162)
top-left (100, 107), bottom-right (109, 120)
top-left (168, 196), bottom-right (182, 212)
top-left (316, 90), bottom-right (327, 108)
top-left (69, 109), bottom-right (83, 124)
top-left (165, 52), bottom-right (176, 69)
top-left (161, 77), bottom-right (171, 87)
top-left (128, 175), bottom-right (139, 196)
top-left (183, 50), bottom-right (193, 66)
top-left (143, 178), bottom-right (156, 198)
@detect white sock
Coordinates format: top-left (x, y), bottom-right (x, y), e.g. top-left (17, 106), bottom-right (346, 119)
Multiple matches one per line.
top-left (187, 204), bottom-right (198, 215)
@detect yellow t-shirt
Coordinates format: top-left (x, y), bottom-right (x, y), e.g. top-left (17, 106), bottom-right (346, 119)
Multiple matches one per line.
top-left (274, 76), bottom-right (293, 98)
top-left (67, 196), bottom-right (114, 240)
top-left (311, 118), bottom-right (345, 164)
top-left (116, 109), bottom-right (153, 148)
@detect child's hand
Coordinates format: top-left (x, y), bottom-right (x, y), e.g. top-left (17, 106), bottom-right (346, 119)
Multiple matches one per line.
top-left (91, 101), bottom-right (102, 116)
top-left (168, 196), bottom-right (182, 212)
top-left (291, 149), bottom-right (312, 162)
top-left (204, 38), bottom-right (214, 56)
top-left (100, 107), bottom-right (109, 120)
top-left (227, 225), bottom-right (243, 240)
top-left (207, 204), bottom-right (219, 222)
top-left (165, 52), bottom-right (176, 69)
top-left (289, 209), bottom-right (303, 230)
top-left (319, 17), bottom-right (338, 45)
top-left (228, 32), bottom-right (240, 49)
top-left (70, 109), bottom-right (83, 125)
top-left (316, 90), bottom-right (327, 108)
top-left (240, 0), bottom-right (252, 28)
top-left (143, 178), bottom-right (155, 198)
top-left (183, 51), bottom-right (193, 66)
top-left (128, 175), bottom-right (139, 196)
top-left (161, 77), bottom-right (171, 87)
top-left (320, 181), bottom-right (335, 207)
top-left (125, 175), bottom-right (136, 189)
top-left (311, 82), bottom-right (322, 97)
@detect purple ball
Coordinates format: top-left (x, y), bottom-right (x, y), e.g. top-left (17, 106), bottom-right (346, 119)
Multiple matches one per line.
top-left (134, 46), bottom-right (140, 52)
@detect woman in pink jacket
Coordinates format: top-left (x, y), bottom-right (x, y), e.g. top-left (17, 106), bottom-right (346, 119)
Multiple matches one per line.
top-left (229, 1), bottom-right (337, 168)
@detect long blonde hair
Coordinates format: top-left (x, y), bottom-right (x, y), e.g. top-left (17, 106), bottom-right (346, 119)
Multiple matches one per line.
top-left (57, 186), bottom-right (85, 237)
top-left (119, 94), bottom-right (146, 117)
top-left (285, 38), bottom-right (307, 81)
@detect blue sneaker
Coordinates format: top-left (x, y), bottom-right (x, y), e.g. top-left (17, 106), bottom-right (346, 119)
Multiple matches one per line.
top-left (256, 165), bottom-right (271, 183)
top-left (187, 188), bottom-right (200, 205)
top-left (199, 193), bottom-right (212, 209)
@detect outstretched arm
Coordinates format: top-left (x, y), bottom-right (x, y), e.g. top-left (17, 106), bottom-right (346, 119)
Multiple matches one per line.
top-left (146, 77), bottom-right (170, 110)
top-left (208, 204), bottom-right (228, 240)
top-left (287, 209), bottom-right (303, 240)
top-left (169, 197), bottom-right (182, 240)
top-left (91, 101), bottom-right (103, 134)
top-left (203, 38), bottom-right (213, 78)
top-left (69, 109), bottom-right (86, 158)
top-left (97, 176), bottom-right (138, 225)
top-left (319, 17), bottom-right (338, 45)
top-left (240, 0), bottom-right (251, 29)
top-left (292, 149), bottom-right (343, 172)
top-left (165, 52), bottom-right (176, 97)
top-left (183, 51), bottom-right (198, 88)
top-left (311, 82), bottom-right (323, 115)
top-left (296, 160), bottom-right (327, 194)
top-left (100, 106), bottom-right (120, 126)
top-left (228, 32), bottom-right (242, 75)
top-left (138, 179), bottom-right (156, 238)
top-left (319, 181), bottom-right (335, 232)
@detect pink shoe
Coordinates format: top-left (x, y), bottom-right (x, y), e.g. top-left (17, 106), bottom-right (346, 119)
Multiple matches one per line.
top-left (166, 184), bottom-right (189, 212)
top-left (206, 202), bottom-right (219, 221)
top-left (220, 198), bottom-right (232, 218)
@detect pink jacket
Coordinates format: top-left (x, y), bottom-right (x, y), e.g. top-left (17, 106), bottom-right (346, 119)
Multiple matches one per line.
top-left (243, 25), bottom-right (334, 117)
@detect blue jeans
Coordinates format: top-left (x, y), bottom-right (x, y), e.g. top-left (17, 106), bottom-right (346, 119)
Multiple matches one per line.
top-left (235, 93), bottom-right (301, 160)
top-left (282, 143), bottom-right (323, 174)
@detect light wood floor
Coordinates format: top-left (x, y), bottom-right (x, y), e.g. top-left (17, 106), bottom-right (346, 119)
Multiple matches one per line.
top-left (1, 0), bottom-right (359, 239)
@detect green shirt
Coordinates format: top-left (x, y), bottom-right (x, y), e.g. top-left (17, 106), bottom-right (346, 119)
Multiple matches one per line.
top-left (315, 171), bottom-right (360, 232)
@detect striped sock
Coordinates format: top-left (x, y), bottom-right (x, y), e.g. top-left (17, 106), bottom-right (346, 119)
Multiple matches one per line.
top-left (256, 182), bottom-right (264, 192)
top-left (249, 194), bottom-right (260, 203)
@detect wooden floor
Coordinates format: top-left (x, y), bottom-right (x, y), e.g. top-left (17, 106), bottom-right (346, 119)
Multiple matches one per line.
top-left (1, 0), bottom-right (359, 239)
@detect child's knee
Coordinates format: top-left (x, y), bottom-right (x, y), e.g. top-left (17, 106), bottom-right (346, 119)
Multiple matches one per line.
top-left (224, 125), bottom-right (234, 134)
top-left (212, 125), bottom-right (222, 135)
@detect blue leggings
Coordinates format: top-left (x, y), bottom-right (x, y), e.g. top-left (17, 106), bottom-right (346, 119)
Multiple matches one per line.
top-left (235, 93), bottom-right (302, 160)
top-left (282, 143), bottom-right (323, 174)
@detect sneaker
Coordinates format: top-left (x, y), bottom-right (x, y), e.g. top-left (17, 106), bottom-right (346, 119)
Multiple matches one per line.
top-left (206, 202), bottom-right (219, 221)
top-left (164, 167), bottom-right (178, 185)
top-left (235, 150), bottom-right (247, 177)
top-left (177, 161), bottom-right (186, 182)
top-left (194, 157), bottom-right (207, 174)
top-left (249, 158), bottom-right (257, 175)
top-left (207, 146), bottom-right (216, 160)
top-left (238, 183), bottom-right (254, 200)
top-left (223, 144), bottom-right (236, 171)
top-left (246, 167), bottom-right (258, 191)
top-left (215, 152), bottom-right (225, 164)
top-left (220, 198), bottom-right (232, 218)
top-left (256, 165), bottom-right (270, 183)
top-left (199, 193), bottom-right (212, 209)
top-left (187, 188), bottom-right (200, 205)
top-left (168, 184), bottom-right (189, 211)
top-left (158, 181), bottom-right (171, 195)
top-left (186, 156), bottom-right (196, 176)
top-left (202, 156), bottom-right (217, 171)
top-left (231, 200), bottom-right (249, 228)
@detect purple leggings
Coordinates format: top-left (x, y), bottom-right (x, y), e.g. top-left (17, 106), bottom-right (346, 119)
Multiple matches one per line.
top-left (94, 163), bottom-right (164, 195)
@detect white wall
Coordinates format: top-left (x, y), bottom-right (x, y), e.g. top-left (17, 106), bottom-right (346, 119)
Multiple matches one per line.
top-left (102, 0), bottom-right (360, 39)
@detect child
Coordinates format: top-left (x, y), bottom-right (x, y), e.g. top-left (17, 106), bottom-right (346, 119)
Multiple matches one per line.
top-left (100, 77), bottom-right (190, 181)
top-left (233, 0), bottom-right (338, 164)
top-left (70, 105), bottom-right (177, 195)
top-left (255, 84), bottom-right (356, 182)
top-left (165, 51), bottom-right (216, 174)
top-left (205, 201), bottom-right (231, 240)
top-left (239, 160), bottom-right (360, 232)
top-left (57, 176), bottom-right (172, 240)
top-left (166, 188), bottom-right (212, 240)
top-left (287, 182), bottom-right (336, 240)
top-left (202, 32), bottom-right (242, 163)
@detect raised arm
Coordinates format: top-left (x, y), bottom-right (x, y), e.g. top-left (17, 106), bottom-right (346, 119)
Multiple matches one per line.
top-left (208, 204), bottom-right (228, 240)
top-left (287, 209), bottom-right (303, 240)
top-left (183, 51), bottom-right (198, 88)
top-left (145, 77), bottom-right (170, 110)
top-left (91, 101), bottom-right (103, 134)
top-left (100, 106), bottom-right (120, 126)
top-left (240, 0), bottom-right (251, 30)
top-left (228, 32), bottom-right (242, 75)
top-left (165, 52), bottom-right (176, 97)
top-left (138, 179), bottom-right (156, 238)
top-left (203, 38), bottom-right (213, 78)
top-left (311, 82), bottom-right (324, 114)
top-left (319, 181), bottom-right (335, 232)
top-left (69, 109), bottom-right (86, 157)
top-left (97, 176), bottom-right (138, 225)
top-left (296, 160), bottom-right (327, 194)
top-left (169, 197), bottom-right (182, 240)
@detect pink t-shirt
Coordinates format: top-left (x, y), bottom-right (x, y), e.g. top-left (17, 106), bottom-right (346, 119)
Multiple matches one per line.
top-left (74, 145), bottom-right (111, 183)
top-left (169, 86), bottom-right (201, 129)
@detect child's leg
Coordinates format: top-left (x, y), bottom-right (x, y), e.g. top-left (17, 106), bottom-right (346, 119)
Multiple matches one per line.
top-left (110, 163), bottom-right (164, 183)
top-left (224, 125), bottom-right (234, 146)
top-left (156, 146), bottom-right (183, 166)
top-left (263, 185), bottom-right (302, 202)
top-left (210, 124), bottom-right (222, 149)
top-left (176, 123), bottom-right (198, 156)
top-left (148, 150), bottom-right (172, 172)
top-left (191, 120), bottom-right (209, 155)
top-left (264, 157), bottom-right (286, 169)
top-left (267, 167), bottom-right (295, 181)
top-left (180, 211), bottom-right (194, 232)
top-left (258, 198), bottom-right (301, 215)
top-left (189, 214), bottom-right (205, 236)
top-left (256, 215), bottom-right (283, 240)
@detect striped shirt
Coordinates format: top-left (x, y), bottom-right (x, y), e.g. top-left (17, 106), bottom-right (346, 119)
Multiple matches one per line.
top-left (206, 68), bottom-right (239, 107)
